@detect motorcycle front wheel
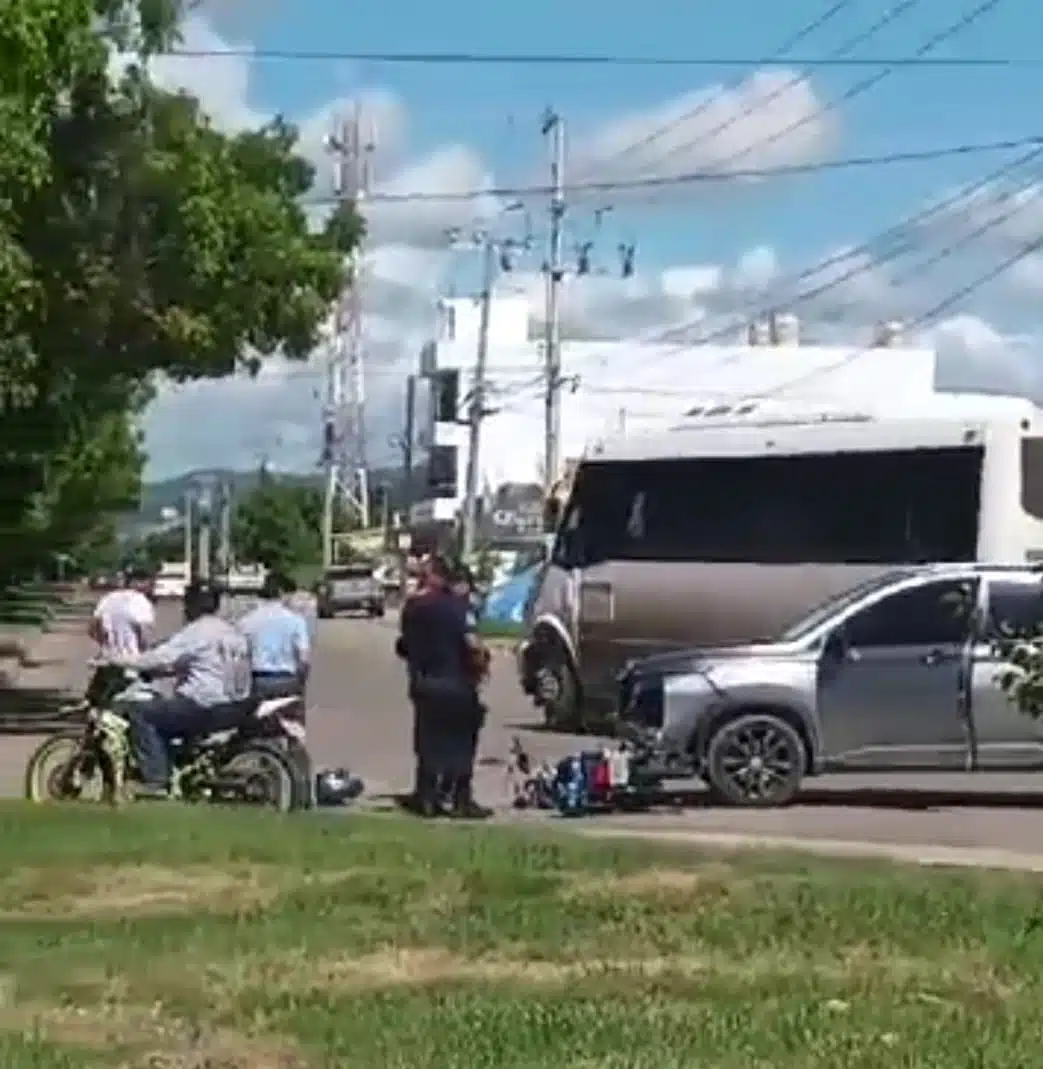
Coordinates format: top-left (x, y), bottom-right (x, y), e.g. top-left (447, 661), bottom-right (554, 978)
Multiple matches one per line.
top-left (24, 731), bottom-right (108, 803)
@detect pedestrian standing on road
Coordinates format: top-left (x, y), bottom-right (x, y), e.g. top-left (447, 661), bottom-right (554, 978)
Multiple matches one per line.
top-left (395, 555), bottom-right (492, 819)
top-left (285, 579), bottom-right (318, 646)
top-left (238, 572), bottom-right (310, 702)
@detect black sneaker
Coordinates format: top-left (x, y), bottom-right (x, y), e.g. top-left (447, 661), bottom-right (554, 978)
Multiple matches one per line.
top-left (450, 798), bottom-right (493, 820)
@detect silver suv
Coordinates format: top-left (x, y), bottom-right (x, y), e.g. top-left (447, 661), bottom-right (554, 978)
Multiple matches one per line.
top-left (616, 564), bottom-right (1043, 807)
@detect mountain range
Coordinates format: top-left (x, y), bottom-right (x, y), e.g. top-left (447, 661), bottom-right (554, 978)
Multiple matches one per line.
top-left (139, 466), bottom-right (406, 525)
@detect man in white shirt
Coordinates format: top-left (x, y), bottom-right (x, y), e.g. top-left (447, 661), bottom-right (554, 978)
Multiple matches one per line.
top-left (89, 567), bottom-right (156, 658)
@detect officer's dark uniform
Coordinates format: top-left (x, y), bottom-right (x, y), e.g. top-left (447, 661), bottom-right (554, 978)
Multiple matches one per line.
top-left (396, 567), bottom-right (491, 819)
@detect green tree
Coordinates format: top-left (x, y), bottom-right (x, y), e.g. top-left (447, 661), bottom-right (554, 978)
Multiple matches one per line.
top-left (0, 0), bottom-right (361, 580)
top-left (231, 481), bottom-right (321, 577)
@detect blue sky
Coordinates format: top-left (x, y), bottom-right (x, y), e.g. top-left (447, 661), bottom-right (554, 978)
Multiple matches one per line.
top-left (225, 0), bottom-right (1039, 264)
top-left (142, 0), bottom-right (1043, 478)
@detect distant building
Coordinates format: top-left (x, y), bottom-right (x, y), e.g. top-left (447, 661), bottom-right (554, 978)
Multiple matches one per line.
top-left (409, 294), bottom-right (938, 528)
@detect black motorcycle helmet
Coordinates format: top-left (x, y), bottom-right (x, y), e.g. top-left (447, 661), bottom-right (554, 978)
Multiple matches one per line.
top-left (183, 578), bottom-right (222, 622)
top-left (315, 768), bottom-right (364, 807)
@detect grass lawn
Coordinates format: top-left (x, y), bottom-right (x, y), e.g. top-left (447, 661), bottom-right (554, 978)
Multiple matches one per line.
top-left (1, 806), bottom-right (1042, 1068)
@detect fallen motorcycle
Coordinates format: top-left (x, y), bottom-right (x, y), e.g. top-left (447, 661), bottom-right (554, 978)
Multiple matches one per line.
top-left (24, 663), bottom-right (310, 811)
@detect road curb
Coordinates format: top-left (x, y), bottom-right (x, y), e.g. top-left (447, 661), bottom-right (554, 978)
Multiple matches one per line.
top-left (571, 825), bottom-right (1043, 873)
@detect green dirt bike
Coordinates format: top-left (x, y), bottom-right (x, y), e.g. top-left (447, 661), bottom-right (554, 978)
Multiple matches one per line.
top-left (24, 664), bottom-right (310, 811)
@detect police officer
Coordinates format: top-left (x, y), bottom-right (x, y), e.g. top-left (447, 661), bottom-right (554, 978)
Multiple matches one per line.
top-left (117, 579), bottom-right (251, 798)
top-left (238, 572), bottom-right (311, 701)
top-left (396, 555), bottom-right (491, 819)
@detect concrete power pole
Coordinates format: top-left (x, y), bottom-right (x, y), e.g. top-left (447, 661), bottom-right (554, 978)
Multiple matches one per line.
top-left (182, 490), bottom-right (195, 577)
top-left (322, 104), bottom-right (373, 567)
top-left (216, 480), bottom-right (232, 581)
top-left (400, 374), bottom-right (416, 513)
top-left (541, 108), bottom-right (566, 503)
top-left (460, 237), bottom-right (496, 559)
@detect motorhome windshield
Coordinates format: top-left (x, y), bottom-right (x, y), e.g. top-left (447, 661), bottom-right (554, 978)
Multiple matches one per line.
top-left (555, 446), bottom-right (983, 568)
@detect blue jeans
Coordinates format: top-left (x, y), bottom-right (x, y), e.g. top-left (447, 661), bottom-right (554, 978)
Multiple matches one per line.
top-left (129, 695), bottom-right (214, 788)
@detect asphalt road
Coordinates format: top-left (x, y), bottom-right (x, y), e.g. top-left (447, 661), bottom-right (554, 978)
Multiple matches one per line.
top-left (4, 602), bottom-right (1043, 863)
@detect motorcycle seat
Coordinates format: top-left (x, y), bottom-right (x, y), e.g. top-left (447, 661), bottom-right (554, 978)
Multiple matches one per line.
top-left (207, 697), bottom-right (260, 725)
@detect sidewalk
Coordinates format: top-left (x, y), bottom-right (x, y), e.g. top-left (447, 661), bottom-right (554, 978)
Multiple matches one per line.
top-left (572, 824), bottom-right (1043, 874)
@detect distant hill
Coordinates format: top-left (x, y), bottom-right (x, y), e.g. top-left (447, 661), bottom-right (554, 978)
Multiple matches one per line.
top-left (138, 466), bottom-right (405, 524)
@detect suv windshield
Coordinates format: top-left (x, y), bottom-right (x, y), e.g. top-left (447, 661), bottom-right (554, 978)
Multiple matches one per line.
top-left (327, 565), bottom-right (374, 579)
top-left (777, 569), bottom-right (919, 644)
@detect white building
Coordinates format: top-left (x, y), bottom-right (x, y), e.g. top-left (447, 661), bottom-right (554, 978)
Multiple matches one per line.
top-left (408, 293), bottom-right (935, 526)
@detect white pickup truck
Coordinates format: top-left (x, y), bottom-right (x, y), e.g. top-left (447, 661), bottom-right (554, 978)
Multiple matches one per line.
top-left (152, 561), bottom-right (188, 600)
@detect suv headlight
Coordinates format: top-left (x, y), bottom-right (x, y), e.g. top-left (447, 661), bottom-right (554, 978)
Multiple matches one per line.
top-left (619, 674), bottom-right (664, 730)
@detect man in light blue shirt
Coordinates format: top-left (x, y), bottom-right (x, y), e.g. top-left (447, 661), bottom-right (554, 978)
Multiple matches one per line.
top-left (117, 579), bottom-right (251, 797)
top-left (238, 572), bottom-right (311, 701)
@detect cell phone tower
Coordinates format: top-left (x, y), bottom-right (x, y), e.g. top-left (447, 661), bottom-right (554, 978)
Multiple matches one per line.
top-left (322, 104), bottom-right (373, 565)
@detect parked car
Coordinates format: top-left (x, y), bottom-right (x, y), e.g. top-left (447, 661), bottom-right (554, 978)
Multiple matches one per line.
top-left (615, 563), bottom-right (1043, 808)
top-left (152, 561), bottom-right (188, 600)
top-left (317, 563), bottom-right (385, 619)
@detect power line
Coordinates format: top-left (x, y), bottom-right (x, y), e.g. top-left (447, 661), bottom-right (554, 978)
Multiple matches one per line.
top-left (704, 0), bottom-right (1007, 178)
top-left (752, 233), bottom-right (1043, 401)
top-left (301, 136), bottom-right (1043, 206)
top-left (613, 160), bottom-right (1043, 378)
top-left (565, 141), bottom-right (1043, 367)
top-left (637, 0), bottom-right (923, 183)
top-left (572, 0), bottom-right (858, 183)
top-left (159, 48), bottom-right (1041, 68)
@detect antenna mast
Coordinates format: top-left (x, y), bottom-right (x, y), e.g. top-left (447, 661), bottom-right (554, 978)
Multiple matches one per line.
top-left (322, 104), bottom-right (373, 565)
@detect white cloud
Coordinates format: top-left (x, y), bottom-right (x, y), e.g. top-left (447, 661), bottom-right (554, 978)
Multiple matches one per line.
top-left (928, 315), bottom-right (1043, 400)
top-left (146, 16), bottom-right (263, 131)
top-left (567, 70), bottom-right (835, 201)
top-left (918, 179), bottom-right (1043, 252)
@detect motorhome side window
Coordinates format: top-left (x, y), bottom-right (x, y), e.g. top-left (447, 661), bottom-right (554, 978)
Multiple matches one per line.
top-left (1021, 437), bottom-right (1043, 519)
top-left (573, 447), bottom-right (982, 564)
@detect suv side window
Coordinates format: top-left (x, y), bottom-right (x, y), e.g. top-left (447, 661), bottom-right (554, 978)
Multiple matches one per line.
top-left (843, 579), bottom-right (978, 648)
top-left (986, 579), bottom-right (1043, 637)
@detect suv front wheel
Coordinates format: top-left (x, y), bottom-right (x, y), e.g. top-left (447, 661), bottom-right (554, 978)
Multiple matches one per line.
top-left (704, 712), bottom-right (806, 808)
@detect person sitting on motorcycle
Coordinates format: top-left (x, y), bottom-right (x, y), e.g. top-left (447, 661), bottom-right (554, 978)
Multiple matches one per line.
top-left (238, 571), bottom-right (311, 701)
top-left (113, 578), bottom-right (251, 799)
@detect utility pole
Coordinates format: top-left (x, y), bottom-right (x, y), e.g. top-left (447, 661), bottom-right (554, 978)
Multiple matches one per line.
top-left (460, 237), bottom-right (496, 559)
top-left (322, 103), bottom-right (373, 567)
top-left (396, 374), bottom-right (416, 513)
top-left (182, 490), bottom-right (194, 576)
top-left (542, 108), bottom-right (566, 504)
top-left (216, 480), bottom-right (232, 581)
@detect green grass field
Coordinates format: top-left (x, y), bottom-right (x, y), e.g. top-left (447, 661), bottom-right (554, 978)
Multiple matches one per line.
top-left (1, 804), bottom-right (1042, 1067)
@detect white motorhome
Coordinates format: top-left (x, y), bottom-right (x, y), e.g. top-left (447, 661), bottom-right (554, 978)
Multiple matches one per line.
top-left (518, 393), bottom-right (1043, 728)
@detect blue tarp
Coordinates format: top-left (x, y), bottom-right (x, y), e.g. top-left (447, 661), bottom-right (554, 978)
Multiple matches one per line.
top-left (480, 565), bottom-right (540, 625)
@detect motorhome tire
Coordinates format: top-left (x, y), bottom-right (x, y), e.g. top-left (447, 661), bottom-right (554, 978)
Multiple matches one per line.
top-left (539, 655), bottom-right (580, 731)
top-left (704, 712), bottom-right (806, 808)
